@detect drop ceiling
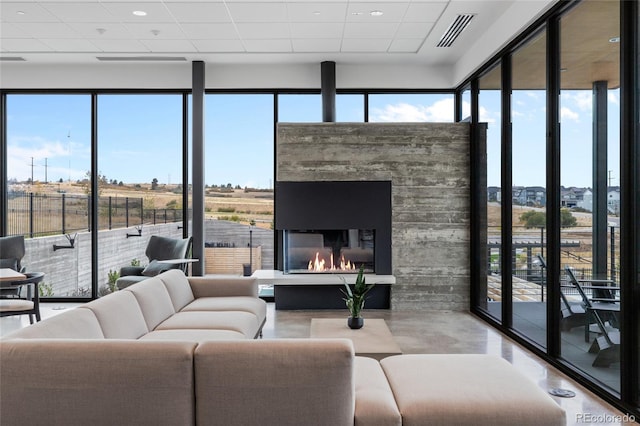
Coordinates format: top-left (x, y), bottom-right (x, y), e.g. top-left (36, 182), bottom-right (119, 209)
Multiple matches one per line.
top-left (1, 1), bottom-right (556, 64)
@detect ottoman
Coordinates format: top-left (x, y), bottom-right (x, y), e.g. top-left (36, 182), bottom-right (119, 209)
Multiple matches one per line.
top-left (380, 354), bottom-right (566, 426)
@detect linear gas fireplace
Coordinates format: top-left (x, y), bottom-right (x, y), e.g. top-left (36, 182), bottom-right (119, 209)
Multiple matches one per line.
top-left (283, 229), bottom-right (375, 274)
top-left (276, 180), bottom-right (392, 275)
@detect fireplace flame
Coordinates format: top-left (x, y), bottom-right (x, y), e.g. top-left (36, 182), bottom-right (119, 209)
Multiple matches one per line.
top-left (307, 252), bottom-right (356, 272)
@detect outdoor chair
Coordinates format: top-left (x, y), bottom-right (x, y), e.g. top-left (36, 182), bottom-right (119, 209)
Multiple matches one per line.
top-left (535, 255), bottom-right (586, 332)
top-left (116, 235), bottom-right (193, 289)
top-left (0, 235), bottom-right (44, 323)
top-left (565, 266), bottom-right (620, 367)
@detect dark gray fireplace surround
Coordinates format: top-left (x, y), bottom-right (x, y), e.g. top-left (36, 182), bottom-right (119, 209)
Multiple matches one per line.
top-left (275, 180), bottom-right (392, 309)
top-left (275, 180), bottom-right (391, 274)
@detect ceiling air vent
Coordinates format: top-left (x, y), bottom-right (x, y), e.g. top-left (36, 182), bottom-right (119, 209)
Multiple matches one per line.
top-left (436, 14), bottom-right (475, 48)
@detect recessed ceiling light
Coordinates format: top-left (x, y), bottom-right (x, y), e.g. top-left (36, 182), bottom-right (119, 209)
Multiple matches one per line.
top-left (351, 12), bottom-right (364, 16)
top-left (132, 10), bottom-right (147, 17)
top-left (16, 11), bottom-right (25, 15)
top-left (312, 11), bottom-right (321, 16)
top-left (370, 10), bottom-right (384, 17)
top-left (609, 36), bottom-right (620, 43)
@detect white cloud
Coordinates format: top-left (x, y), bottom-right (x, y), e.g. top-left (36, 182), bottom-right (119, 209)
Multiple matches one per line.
top-left (560, 106), bottom-right (579, 121)
top-left (370, 98), bottom-right (455, 122)
top-left (608, 91), bottom-right (619, 105)
top-left (7, 136), bottom-right (88, 182)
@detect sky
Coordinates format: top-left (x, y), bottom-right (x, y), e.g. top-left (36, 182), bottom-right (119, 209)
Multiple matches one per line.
top-left (6, 90), bottom-right (621, 190)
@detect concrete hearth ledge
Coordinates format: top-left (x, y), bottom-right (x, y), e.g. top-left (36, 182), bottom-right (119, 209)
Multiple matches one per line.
top-left (251, 269), bottom-right (396, 285)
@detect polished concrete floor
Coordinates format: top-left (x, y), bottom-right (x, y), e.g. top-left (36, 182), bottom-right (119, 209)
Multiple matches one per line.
top-left (0, 303), bottom-right (634, 426)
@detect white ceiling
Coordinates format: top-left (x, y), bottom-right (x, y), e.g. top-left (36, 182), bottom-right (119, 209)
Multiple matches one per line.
top-left (0, 0), bottom-right (557, 88)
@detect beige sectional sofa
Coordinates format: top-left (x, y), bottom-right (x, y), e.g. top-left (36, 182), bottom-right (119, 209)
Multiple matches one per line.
top-left (0, 269), bottom-right (566, 426)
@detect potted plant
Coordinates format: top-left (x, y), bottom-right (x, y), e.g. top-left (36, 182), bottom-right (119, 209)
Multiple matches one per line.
top-left (340, 265), bottom-right (375, 329)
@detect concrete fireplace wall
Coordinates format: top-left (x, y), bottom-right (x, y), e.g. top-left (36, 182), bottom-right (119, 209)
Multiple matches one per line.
top-left (277, 122), bottom-right (471, 311)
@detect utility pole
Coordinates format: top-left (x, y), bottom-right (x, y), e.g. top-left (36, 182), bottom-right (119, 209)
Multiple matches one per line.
top-left (44, 158), bottom-right (48, 183)
top-left (30, 157), bottom-right (34, 184)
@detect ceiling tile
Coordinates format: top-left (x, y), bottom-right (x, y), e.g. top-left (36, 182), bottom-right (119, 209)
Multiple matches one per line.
top-left (290, 23), bottom-right (344, 39)
top-left (101, 2), bottom-right (175, 23)
top-left (90, 39), bottom-right (149, 52)
top-left (236, 23), bottom-right (290, 39)
top-left (191, 39), bottom-right (245, 52)
top-left (13, 23), bottom-right (79, 38)
top-left (163, 3), bottom-right (231, 23)
top-left (395, 22), bottom-right (433, 38)
top-left (226, 3), bottom-right (288, 23)
top-left (68, 23), bottom-right (132, 39)
top-left (0, 2), bottom-right (59, 23)
top-left (388, 38), bottom-right (423, 52)
top-left (243, 39), bottom-right (291, 52)
top-left (292, 38), bottom-right (341, 52)
top-left (0, 23), bottom-right (29, 38)
top-left (124, 23), bottom-right (186, 39)
top-left (40, 38), bottom-right (100, 52)
top-left (404, 2), bottom-right (447, 23)
top-left (180, 23), bottom-right (239, 39)
top-left (341, 38), bottom-right (391, 52)
top-left (286, 3), bottom-right (348, 23)
top-left (343, 23), bottom-right (398, 38)
top-left (346, 3), bottom-right (409, 23)
top-left (0, 38), bottom-right (54, 51)
top-left (140, 39), bottom-right (197, 52)
top-left (40, 3), bottom-right (115, 23)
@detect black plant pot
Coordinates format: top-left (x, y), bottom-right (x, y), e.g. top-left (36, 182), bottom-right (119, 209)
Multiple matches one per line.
top-left (347, 316), bottom-right (364, 329)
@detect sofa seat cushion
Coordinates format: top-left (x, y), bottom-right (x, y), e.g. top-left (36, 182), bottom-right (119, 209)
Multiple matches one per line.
top-left (381, 354), bottom-right (566, 426)
top-left (2, 307), bottom-right (104, 339)
top-left (0, 299), bottom-right (33, 311)
top-left (140, 329), bottom-right (246, 342)
top-left (156, 311), bottom-right (260, 338)
top-left (84, 291), bottom-right (148, 339)
top-left (354, 356), bottom-right (401, 426)
top-left (181, 296), bottom-right (266, 325)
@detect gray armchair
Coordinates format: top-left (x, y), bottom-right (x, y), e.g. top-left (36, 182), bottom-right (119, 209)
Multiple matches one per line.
top-left (0, 235), bottom-right (44, 323)
top-left (116, 235), bottom-right (193, 289)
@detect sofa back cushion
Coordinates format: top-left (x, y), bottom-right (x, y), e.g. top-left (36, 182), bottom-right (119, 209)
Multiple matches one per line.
top-left (84, 291), bottom-right (148, 339)
top-left (2, 307), bottom-right (104, 340)
top-left (124, 276), bottom-right (176, 331)
top-left (158, 269), bottom-right (195, 311)
top-left (0, 340), bottom-right (196, 426)
top-left (194, 339), bottom-right (355, 426)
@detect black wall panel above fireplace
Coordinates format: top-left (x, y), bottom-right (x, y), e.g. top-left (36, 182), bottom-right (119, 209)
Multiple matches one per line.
top-left (275, 180), bottom-right (392, 274)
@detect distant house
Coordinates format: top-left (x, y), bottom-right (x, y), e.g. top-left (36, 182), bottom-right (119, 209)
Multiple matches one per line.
top-left (577, 189), bottom-right (593, 211)
top-left (608, 187), bottom-right (620, 214)
top-left (487, 186), bottom-right (501, 202)
top-left (513, 186), bottom-right (546, 207)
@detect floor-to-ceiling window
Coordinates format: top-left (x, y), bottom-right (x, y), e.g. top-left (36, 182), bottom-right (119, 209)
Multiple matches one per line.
top-left (470, 0), bottom-right (637, 414)
top-left (559, 0), bottom-right (620, 391)
top-left (204, 93), bottom-right (274, 282)
top-left (478, 64), bottom-right (503, 321)
top-left (5, 94), bottom-right (93, 299)
top-left (96, 94), bottom-right (185, 295)
top-left (511, 30), bottom-right (548, 347)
